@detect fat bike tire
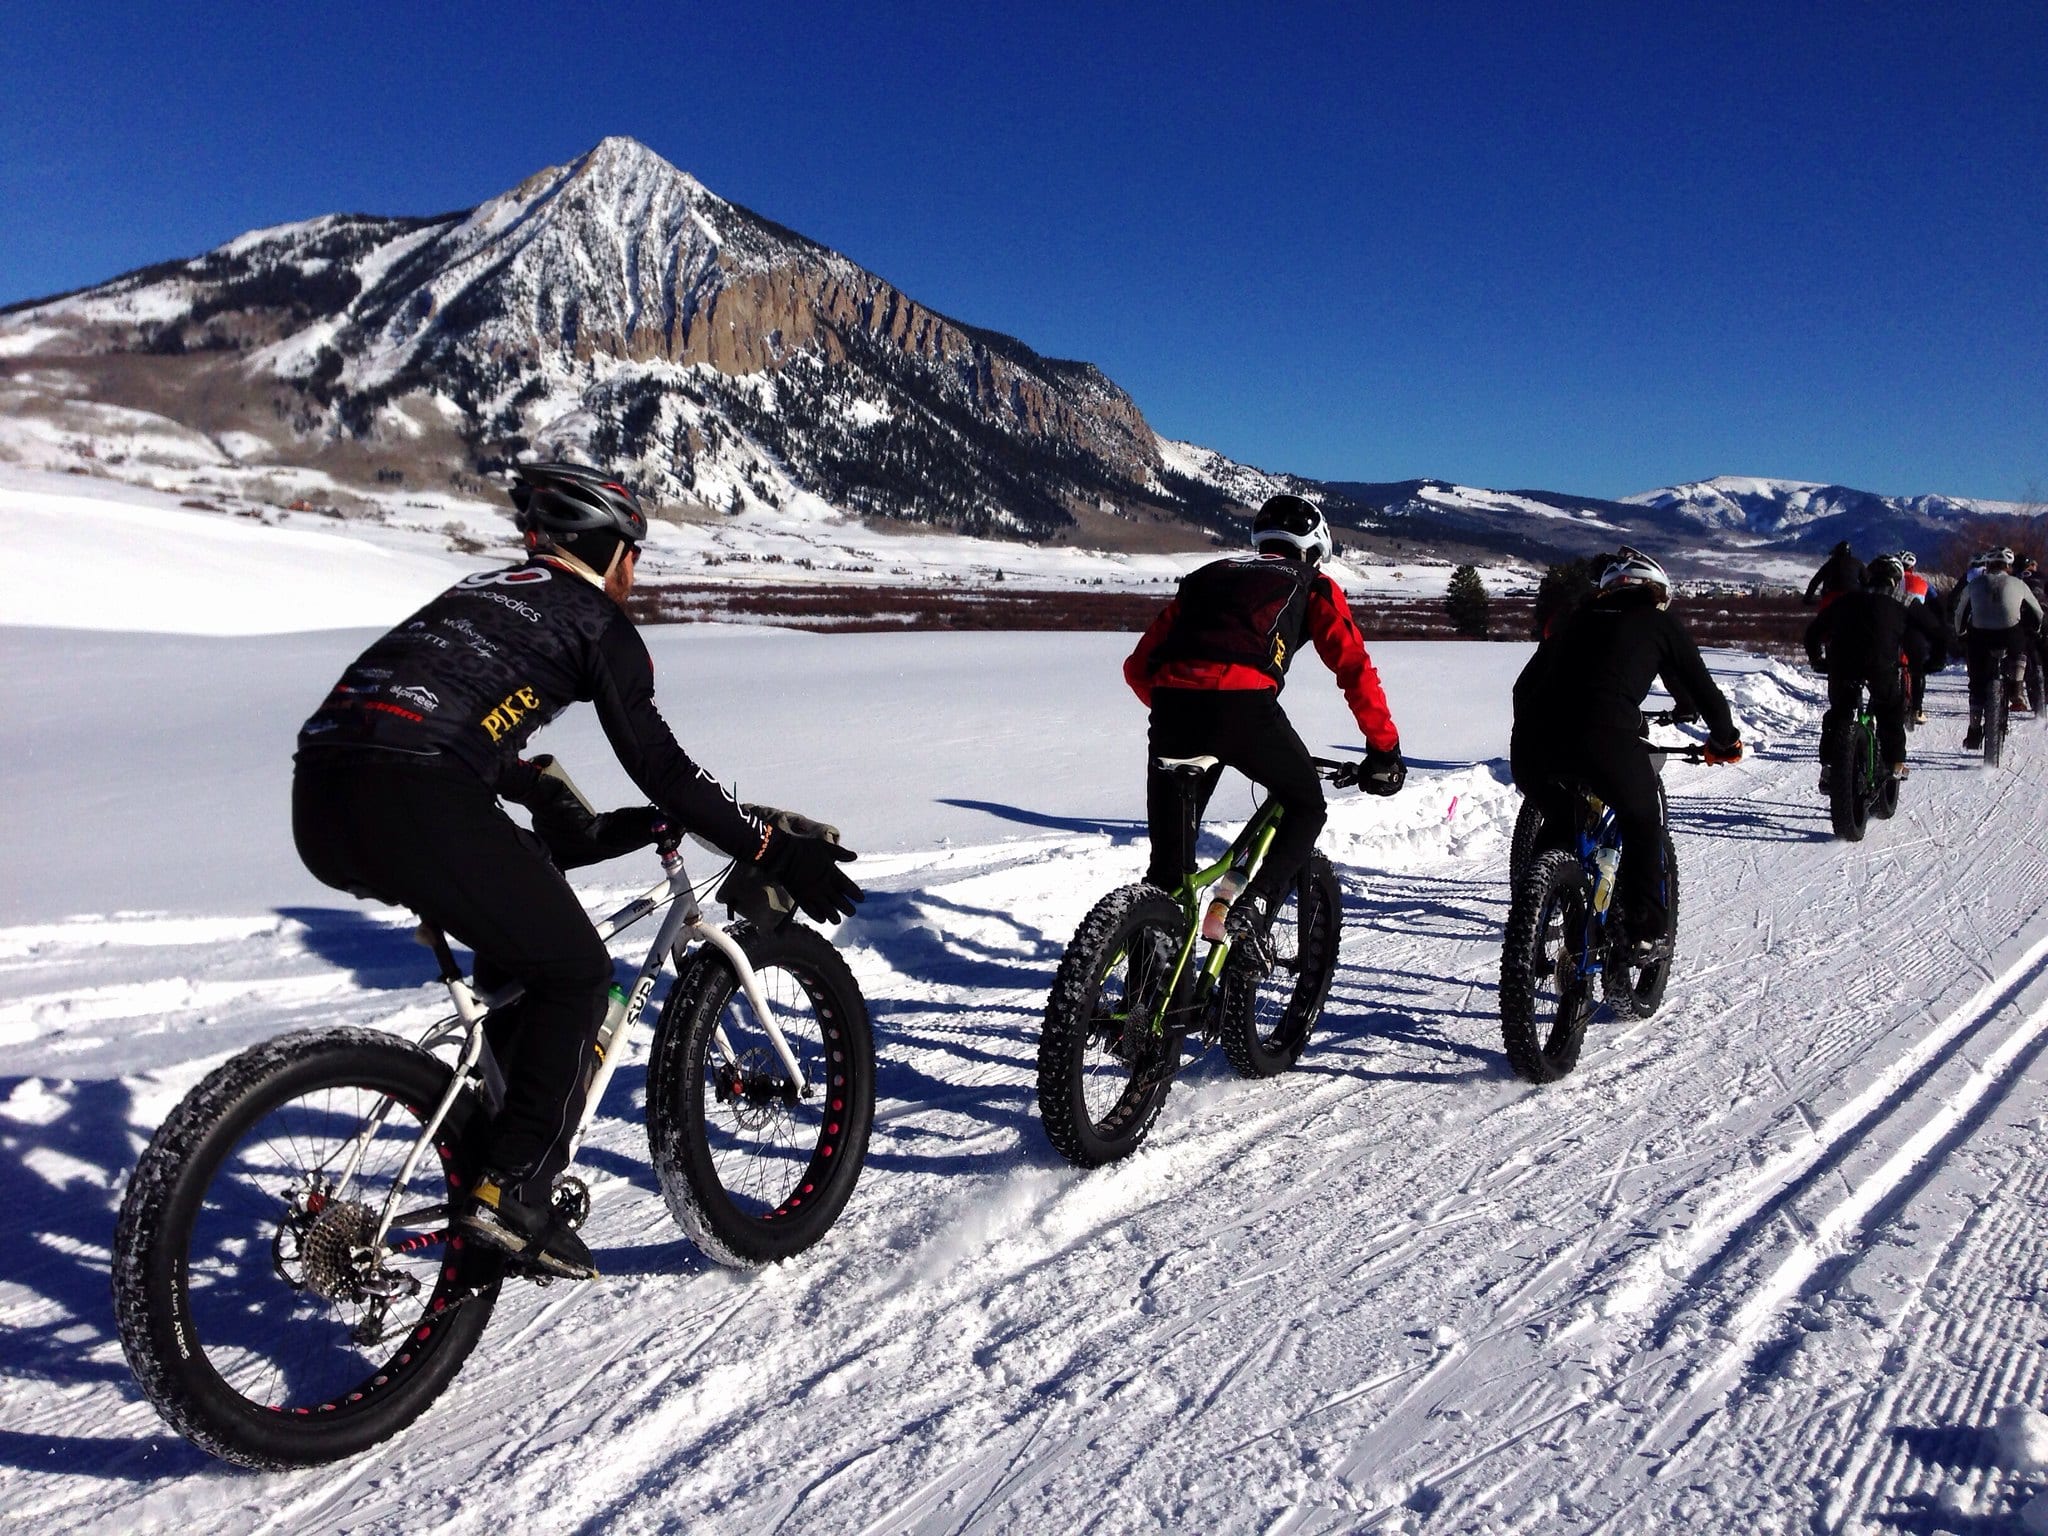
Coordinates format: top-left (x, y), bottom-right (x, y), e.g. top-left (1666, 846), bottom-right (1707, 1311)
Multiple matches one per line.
top-left (1037, 885), bottom-right (1187, 1167)
top-left (648, 922), bottom-right (874, 1268)
top-left (1829, 722), bottom-right (1871, 841)
top-left (1874, 758), bottom-right (1902, 820)
top-left (1508, 795), bottom-right (1546, 891)
top-left (112, 1028), bottom-right (500, 1469)
top-left (1987, 679), bottom-right (2010, 768)
top-left (1604, 833), bottom-right (1680, 1020)
top-left (1219, 853), bottom-right (1342, 1079)
top-left (1500, 850), bottom-right (1598, 1084)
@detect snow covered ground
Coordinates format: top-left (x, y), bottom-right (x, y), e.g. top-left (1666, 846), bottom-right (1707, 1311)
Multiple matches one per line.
top-left (0, 460), bottom-right (1534, 605)
top-left (7, 487), bottom-right (2048, 1532)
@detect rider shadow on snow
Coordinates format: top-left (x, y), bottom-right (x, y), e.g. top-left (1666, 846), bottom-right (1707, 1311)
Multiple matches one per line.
top-left (276, 904), bottom-right (449, 990)
top-left (935, 798), bottom-right (1146, 844)
top-left (1668, 800), bottom-right (1832, 847)
top-left (1301, 871), bottom-right (1511, 1085)
top-left (0, 1075), bottom-right (221, 1478)
top-left (1867, 1426), bottom-right (2036, 1534)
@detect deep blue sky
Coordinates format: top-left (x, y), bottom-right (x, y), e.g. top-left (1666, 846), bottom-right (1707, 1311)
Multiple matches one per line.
top-left (4, 3), bottom-right (2042, 500)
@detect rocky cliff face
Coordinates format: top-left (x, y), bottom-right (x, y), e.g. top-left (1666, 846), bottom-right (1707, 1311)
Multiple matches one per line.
top-left (0, 137), bottom-right (1175, 539)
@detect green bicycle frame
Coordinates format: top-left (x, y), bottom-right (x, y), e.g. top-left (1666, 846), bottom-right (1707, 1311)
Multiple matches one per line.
top-left (1143, 798), bottom-right (1287, 1035)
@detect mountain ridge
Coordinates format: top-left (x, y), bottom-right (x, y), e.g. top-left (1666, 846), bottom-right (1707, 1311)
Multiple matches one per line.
top-left (0, 136), bottom-right (2030, 574)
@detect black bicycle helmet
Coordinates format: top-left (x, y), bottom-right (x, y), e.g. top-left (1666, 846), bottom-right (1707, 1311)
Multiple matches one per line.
top-left (1251, 493), bottom-right (1335, 563)
top-left (510, 462), bottom-right (647, 572)
top-left (1865, 555), bottom-right (1904, 594)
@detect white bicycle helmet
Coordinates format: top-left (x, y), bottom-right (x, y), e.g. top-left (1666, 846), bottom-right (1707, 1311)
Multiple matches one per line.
top-left (1597, 545), bottom-right (1671, 609)
top-left (1250, 494), bottom-right (1335, 563)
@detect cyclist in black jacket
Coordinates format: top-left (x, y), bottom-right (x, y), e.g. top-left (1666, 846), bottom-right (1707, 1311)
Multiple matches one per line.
top-left (1804, 556), bottom-right (1946, 788)
top-left (1805, 542), bottom-right (1865, 610)
top-left (1510, 548), bottom-right (1743, 964)
top-left (293, 463), bottom-right (861, 1278)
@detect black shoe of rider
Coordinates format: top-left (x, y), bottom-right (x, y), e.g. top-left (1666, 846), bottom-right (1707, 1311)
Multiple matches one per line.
top-left (458, 1170), bottom-right (598, 1280)
top-left (1223, 895), bottom-right (1276, 973)
top-left (1816, 764), bottom-right (1834, 794)
top-left (1963, 728), bottom-right (1984, 751)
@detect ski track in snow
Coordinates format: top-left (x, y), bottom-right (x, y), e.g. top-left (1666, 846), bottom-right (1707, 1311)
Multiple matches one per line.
top-left (6, 663), bottom-right (2048, 1532)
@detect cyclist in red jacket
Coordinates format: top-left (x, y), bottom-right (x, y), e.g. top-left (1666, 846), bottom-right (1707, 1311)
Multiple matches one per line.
top-left (1124, 494), bottom-right (1405, 966)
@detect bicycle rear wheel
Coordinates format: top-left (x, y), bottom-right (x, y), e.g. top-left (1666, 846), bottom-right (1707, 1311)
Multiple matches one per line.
top-left (1508, 795), bottom-right (1546, 890)
top-left (1829, 720), bottom-right (1871, 841)
top-left (1037, 885), bottom-right (1187, 1166)
top-left (1218, 853), bottom-right (1342, 1078)
top-left (1499, 850), bottom-right (1597, 1083)
top-left (648, 922), bottom-right (874, 1267)
top-left (113, 1029), bottom-right (499, 1468)
top-left (1986, 677), bottom-right (2009, 767)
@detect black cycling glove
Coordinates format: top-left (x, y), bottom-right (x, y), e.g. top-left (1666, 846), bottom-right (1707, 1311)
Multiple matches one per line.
top-left (1360, 744), bottom-right (1407, 797)
top-left (509, 756), bottom-right (662, 869)
top-left (759, 828), bottom-right (864, 924)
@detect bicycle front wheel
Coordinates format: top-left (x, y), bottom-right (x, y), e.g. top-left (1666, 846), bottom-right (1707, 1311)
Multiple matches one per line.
top-left (112, 1028), bottom-right (500, 1469)
top-left (648, 923), bottom-right (874, 1268)
top-left (1219, 853), bottom-right (1343, 1078)
top-left (1036, 884), bottom-right (1188, 1167)
top-left (1499, 850), bottom-right (1597, 1083)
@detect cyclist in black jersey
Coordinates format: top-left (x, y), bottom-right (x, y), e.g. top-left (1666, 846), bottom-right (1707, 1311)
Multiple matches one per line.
top-left (1510, 548), bottom-right (1743, 964)
top-left (293, 463), bottom-right (861, 1277)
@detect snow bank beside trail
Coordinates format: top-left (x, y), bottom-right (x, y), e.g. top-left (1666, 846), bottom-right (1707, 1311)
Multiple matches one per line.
top-left (1724, 656), bottom-right (1825, 746)
top-left (1320, 763), bottom-right (1520, 873)
top-left (0, 477), bottom-right (472, 633)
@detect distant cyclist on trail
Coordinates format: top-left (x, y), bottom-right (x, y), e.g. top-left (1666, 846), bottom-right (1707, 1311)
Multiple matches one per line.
top-left (1510, 547), bottom-right (1743, 966)
top-left (293, 462), bottom-right (862, 1279)
top-left (1805, 555), bottom-right (1945, 788)
top-left (1123, 493), bottom-right (1406, 967)
top-left (1897, 552), bottom-right (1937, 722)
top-left (2018, 554), bottom-right (2048, 713)
top-left (1804, 541), bottom-right (1865, 609)
top-left (1951, 546), bottom-right (2044, 749)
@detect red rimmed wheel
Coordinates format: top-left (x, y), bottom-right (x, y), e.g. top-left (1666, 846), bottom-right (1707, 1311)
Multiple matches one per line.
top-left (112, 1029), bottom-right (500, 1468)
top-left (649, 923), bottom-right (874, 1266)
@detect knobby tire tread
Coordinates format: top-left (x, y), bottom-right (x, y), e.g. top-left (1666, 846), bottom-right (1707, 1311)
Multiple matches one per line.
top-left (112, 1028), bottom-right (499, 1469)
top-left (1219, 853), bottom-right (1343, 1079)
top-left (1037, 885), bottom-right (1186, 1167)
top-left (1500, 850), bottom-right (1596, 1084)
top-left (647, 922), bottom-right (874, 1268)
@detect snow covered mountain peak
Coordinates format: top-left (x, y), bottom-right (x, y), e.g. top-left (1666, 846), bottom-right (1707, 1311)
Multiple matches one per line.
top-left (0, 138), bottom-right (1175, 540)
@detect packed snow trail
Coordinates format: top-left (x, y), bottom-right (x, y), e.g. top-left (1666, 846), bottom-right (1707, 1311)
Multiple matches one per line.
top-left (5, 637), bottom-right (2048, 1532)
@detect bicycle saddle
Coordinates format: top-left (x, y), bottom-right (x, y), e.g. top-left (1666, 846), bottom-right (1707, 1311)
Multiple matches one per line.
top-left (1154, 754), bottom-right (1220, 775)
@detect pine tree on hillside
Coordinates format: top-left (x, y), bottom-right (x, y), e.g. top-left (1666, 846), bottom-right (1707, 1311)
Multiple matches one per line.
top-left (1445, 564), bottom-right (1491, 637)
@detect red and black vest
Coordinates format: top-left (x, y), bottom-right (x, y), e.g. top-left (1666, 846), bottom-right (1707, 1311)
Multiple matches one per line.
top-left (1150, 555), bottom-right (1318, 687)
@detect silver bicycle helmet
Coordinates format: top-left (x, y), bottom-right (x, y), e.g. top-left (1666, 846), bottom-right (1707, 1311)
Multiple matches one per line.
top-left (1597, 546), bottom-right (1671, 609)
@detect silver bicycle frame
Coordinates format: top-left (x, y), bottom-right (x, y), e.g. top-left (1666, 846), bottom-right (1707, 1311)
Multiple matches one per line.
top-left (356, 839), bottom-right (811, 1256)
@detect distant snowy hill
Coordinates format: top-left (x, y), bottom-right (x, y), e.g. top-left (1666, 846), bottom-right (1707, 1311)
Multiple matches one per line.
top-left (1622, 475), bottom-right (2023, 553)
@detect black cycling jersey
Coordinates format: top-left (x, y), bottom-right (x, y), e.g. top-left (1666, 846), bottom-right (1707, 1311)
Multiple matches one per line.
top-left (296, 555), bottom-right (765, 860)
top-left (1805, 590), bottom-right (1947, 682)
top-left (1511, 590), bottom-right (1737, 747)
